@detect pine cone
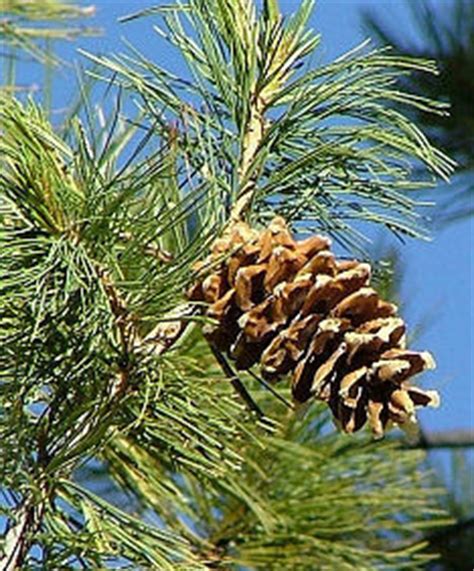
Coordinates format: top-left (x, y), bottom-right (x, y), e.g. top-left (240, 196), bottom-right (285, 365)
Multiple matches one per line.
top-left (188, 217), bottom-right (439, 438)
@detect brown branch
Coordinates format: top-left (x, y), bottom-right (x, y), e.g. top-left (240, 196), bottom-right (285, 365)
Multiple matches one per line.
top-left (402, 429), bottom-right (474, 450)
top-left (0, 488), bottom-right (47, 571)
top-left (97, 267), bottom-right (136, 351)
top-left (1, 502), bottom-right (35, 571)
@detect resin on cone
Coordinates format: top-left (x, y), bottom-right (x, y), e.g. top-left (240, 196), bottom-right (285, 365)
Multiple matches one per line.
top-left (188, 217), bottom-right (439, 437)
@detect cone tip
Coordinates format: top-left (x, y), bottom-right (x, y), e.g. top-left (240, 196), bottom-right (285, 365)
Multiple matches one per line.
top-left (421, 351), bottom-right (436, 370)
top-left (427, 390), bottom-right (441, 408)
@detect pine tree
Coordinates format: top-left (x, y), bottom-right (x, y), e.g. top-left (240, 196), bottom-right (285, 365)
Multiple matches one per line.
top-left (0, 1), bottom-right (457, 569)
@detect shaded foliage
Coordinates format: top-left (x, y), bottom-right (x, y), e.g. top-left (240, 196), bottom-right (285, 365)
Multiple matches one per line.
top-left (364, 0), bottom-right (474, 224)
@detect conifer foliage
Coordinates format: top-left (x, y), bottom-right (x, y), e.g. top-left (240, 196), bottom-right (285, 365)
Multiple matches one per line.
top-left (0, 0), bottom-right (455, 569)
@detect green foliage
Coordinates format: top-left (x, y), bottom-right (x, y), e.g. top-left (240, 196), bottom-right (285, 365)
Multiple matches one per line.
top-left (0, 0), bottom-right (98, 71)
top-left (0, 1), bottom-right (457, 569)
top-left (0, 92), bottom-right (225, 568)
top-left (104, 365), bottom-right (449, 570)
top-left (84, 0), bottom-right (453, 251)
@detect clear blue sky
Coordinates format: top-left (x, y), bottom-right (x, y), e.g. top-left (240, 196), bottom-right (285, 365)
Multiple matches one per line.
top-left (18, 0), bottom-right (474, 437)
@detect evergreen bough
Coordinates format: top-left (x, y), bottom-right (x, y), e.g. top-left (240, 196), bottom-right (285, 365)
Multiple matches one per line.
top-left (0, 1), bottom-right (455, 569)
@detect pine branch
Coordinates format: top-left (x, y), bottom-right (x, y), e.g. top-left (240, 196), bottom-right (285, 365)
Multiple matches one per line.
top-left (0, 2), bottom-right (460, 568)
top-left (0, 85), bottom-right (260, 568)
top-left (1, 436), bottom-right (50, 570)
top-left (232, 0), bottom-right (317, 223)
top-left (405, 429), bottom-right (474, 450)
top-left (363, 0), bottom-right (474, 226)
top-left (1, 0), bottom-right (96, 20)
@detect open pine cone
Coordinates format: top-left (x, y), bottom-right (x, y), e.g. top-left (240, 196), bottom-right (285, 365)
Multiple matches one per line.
top-left (188, 217), bottom-right (439, 438)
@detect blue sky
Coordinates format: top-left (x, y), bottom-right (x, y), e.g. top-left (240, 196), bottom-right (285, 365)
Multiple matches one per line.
top-left (13, 0), bottom-right (473, 437)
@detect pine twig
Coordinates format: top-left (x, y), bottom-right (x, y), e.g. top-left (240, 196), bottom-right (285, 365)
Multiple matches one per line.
top-left (0, 502), bottom-right (38, 571)
top-left (231, 94), bottom-right (266, 223)
top-left (0, 482), bottom-right (48, 571)
top-left (403, 429), bottom-right (474, 450)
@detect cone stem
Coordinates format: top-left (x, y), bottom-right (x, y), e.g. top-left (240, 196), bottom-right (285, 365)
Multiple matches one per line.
top-left (210, 344), bottom-right (264, 417)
